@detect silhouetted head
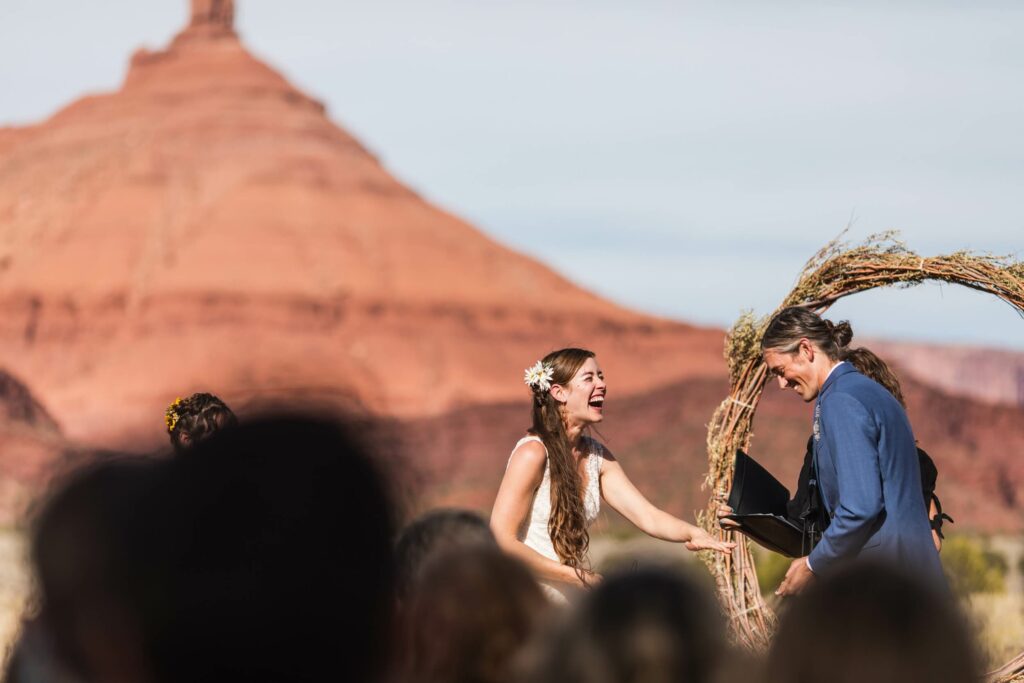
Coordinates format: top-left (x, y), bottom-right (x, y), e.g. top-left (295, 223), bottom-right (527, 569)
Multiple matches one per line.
top-left (768, 561), bottom-right (979, 683)
top-left (395, 508), bottom-right (496, 602)
top-left (32, 455), bottom-right (165, 683)
top-left (403, 546), bottom-right (548, 683)
top-left (146, 415), bottom-right (396, 683)
top-left (528, 566), bottom-right (727, 683)
top-left (34, 415), bottom-right (397, 683)
top-left (164, 392), bottom-right (237, 452)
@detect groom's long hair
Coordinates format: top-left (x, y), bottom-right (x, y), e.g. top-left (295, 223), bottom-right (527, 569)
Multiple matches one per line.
top-left (761, 307), bottom-right (905, 404)
top-left (529, 347), bottom-right (594, 584)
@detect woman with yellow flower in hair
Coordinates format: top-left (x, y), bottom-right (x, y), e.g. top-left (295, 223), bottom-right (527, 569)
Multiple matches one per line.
top-left (490, 348), bottom-right (734, 604)
top-left (165, 392), bottom-right (237, 452)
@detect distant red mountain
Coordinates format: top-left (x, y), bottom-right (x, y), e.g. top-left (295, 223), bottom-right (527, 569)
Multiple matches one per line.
top-left (0, 0), bottom-right (722, 450)
top-left (0, 2), bottom-right (1019, 533)
top-left (869, 340), bottom-right (1024, 408)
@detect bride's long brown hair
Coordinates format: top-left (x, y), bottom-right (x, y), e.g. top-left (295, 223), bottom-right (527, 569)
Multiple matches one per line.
top-left (528, 348), bottom-right (595, 583)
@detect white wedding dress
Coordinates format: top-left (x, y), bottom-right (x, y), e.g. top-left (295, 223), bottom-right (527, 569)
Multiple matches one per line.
top-left (509, 434), bottom-right (603, 603)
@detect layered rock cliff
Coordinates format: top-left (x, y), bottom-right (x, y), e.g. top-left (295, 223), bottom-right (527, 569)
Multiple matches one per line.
top-left (0, 2), bottom-right (721, 447)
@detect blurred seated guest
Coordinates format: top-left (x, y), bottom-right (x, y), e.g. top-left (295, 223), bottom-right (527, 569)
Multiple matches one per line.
top-left (31, 415), bottom-right (396, 683)
top-left (29, 455), bottom-right (164, 683)
top-left (402, 546), bottom-right (548, 683)
top-left (767, 561), bottom-right (980, 683)
top-left (395, 508), bottom-right (497, 603)
top-left (164, 392), bottom-right (237, 452)
top-left (526, 566), bottom-right (729, 683)
top-left (2, 617), bottom-right (89, 683)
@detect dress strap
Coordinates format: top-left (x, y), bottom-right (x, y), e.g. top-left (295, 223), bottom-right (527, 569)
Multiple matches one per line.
top-left (582, 437), bottom-right (605, 473)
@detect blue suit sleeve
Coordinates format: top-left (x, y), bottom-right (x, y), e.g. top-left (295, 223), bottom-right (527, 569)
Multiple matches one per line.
top-left (808, 393), bottom-right (884, 575)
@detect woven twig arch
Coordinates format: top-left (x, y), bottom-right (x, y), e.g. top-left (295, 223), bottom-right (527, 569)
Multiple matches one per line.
top-left (699, 232), bottom-right (1024, 682)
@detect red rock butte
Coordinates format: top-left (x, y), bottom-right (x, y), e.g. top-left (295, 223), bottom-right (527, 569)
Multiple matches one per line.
top-left (0, 0), bottom-right (723, 447)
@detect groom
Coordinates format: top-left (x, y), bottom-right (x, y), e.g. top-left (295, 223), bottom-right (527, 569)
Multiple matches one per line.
top-left (760, 307), bottom-right (946, 596)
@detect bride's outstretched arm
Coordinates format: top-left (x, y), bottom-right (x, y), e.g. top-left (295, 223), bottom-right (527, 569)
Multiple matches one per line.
top-left (600, 449), bottom-right (734, 555)
top-left (490, 441), bottom-right (598, 586)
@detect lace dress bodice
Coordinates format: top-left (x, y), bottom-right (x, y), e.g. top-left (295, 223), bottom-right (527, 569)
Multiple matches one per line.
top-left (508, 435), bottom-right (603, 602)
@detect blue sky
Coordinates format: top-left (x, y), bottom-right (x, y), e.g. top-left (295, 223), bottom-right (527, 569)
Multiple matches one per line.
top-left (2, 1), bottom-right (1022, 348)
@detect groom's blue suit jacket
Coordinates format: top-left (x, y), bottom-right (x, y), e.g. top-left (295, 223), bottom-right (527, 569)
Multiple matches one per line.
top-left (807, 363), bottom-right (946, 587)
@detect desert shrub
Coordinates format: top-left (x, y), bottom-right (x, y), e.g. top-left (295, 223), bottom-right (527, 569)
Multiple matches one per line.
top-left (942, 535), bottom-right (1007, 595)
top-left (754, 548), bottom-right (792, 595)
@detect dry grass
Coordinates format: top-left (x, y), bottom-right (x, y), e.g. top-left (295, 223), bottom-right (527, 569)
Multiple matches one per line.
top-left (969, 592), bottom-right (1024, 672)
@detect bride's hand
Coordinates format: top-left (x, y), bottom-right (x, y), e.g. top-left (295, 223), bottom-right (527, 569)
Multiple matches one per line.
top-left (684, 526), bottom-right (736, 555)
top-left (580, 569), bottom-right (603, 588)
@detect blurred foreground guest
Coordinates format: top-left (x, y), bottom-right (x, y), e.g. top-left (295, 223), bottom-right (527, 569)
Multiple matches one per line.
top-left (164, 392), bottom-right (237, 452)
top-left (29, 455), bottom-right (163, 683)
top-left (31, 415), bottom-right (396, 683)
top-left (401, 546), bottom-right (548, 683)
top-left (394, 508), bottom-right (496, 602)
top-left (767, 561), bottom-right (980, 683)
top-left (2, 617), bottom-right (86, 683)
top-left (526, 566), bottom-right (729, 683)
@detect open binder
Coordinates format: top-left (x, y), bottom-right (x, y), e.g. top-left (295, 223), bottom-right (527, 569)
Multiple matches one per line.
top-left (723, 450), bottom-right (810, 558)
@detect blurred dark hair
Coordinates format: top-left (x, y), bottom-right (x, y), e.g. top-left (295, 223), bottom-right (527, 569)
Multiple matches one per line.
top-left (403, 546), bottom-right (548, 683)
top-left (31, 455), bottom-right (164, 683)
top-left (32, 415), bottom-right (396, 683)
top-left (165, 392), bottom-right (237, 452)
top-left (767, 561), bottom-right (980, 683)
top-left (148, 415), bottom-right (395, 683)
top-left (527, 566), bottom-right (726, 683)
top-left (395, 508), bottom-right (496, 602)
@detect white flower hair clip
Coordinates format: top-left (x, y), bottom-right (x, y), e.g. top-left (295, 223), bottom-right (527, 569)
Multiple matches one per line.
top-left (523, 360), bottom-right (554, 392)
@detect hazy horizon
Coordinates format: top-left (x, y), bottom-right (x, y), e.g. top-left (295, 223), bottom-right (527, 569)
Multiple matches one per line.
top-left (2, 1), bottom-right (1022, 349)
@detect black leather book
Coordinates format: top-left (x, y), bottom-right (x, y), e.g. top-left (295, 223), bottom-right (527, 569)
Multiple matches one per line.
top-left (724, 450), bottom-right (809, 558)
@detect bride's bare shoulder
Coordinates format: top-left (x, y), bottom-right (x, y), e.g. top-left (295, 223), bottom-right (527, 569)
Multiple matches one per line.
top-left (510, 437), bottom-right (546, 465)
top-left (504, 437), bottom-right (547, 489)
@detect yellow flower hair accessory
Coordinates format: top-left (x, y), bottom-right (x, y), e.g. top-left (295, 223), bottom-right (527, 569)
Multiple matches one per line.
top-left (165, 397), bottom-right (184, 433)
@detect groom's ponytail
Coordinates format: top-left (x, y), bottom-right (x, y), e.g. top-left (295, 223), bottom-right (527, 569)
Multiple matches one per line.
top-left (762, 307), bottom-right (852, 361)
top-left (763, 307), bottom-right (907, 405)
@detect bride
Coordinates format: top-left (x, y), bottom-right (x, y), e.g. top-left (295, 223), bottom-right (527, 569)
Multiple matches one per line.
top-left (490, 348), bottom-right (733, 602)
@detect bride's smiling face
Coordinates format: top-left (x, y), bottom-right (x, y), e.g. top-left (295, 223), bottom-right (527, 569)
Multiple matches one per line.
top-left (551, 357), bottom-right (607, 428)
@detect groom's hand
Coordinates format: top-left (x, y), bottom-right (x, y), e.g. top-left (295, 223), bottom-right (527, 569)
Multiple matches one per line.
top-left (716, 504), bottom-right (741, 530)
top-left (776, 558), bottom-right (815, 597)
